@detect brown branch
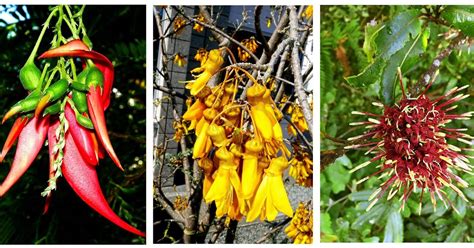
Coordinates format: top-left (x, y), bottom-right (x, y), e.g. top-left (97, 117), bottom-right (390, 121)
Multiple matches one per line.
top-left (409, 35), bottom-right (469, 96)
top-left (289, 6), bottom-right (313, 136)
top-left (154, 84), bottom-right (187, 99)
top-left (274, 46), bottom-right (291, 102)
top-left (255, 217), bottom-right (291, 244)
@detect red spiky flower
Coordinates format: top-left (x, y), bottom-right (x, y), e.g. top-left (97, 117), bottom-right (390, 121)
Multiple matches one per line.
top-left (347, 71), bottom-right (473, 212)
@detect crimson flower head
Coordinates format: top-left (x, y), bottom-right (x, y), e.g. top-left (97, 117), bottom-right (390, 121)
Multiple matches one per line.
top-left (347, 76), bottom-right (473, 212)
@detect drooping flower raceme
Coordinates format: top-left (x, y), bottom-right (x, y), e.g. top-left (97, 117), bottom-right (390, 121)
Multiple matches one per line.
top-left (347, 81), bottom-right (473, 211)
top-left (0, 39), bottom-right (145, 237)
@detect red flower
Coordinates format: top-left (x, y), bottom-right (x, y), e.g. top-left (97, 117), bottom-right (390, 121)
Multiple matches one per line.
top-left (0, 40), bottom-right (145, 237)
top-left (347, 79), bottom-right (473, 212)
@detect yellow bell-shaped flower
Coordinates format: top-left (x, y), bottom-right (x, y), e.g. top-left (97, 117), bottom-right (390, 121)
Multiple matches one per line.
top-left (246, 156), bottom-right (293, 222)
top-left (207, 123), bottom-right (229, 147)
top-left (193, 108), bottom-right (217, 159)
top-left (198, 157), bottom-right (214, 197)
top-left (187, 49), bottom-right (223, 96)
top-left (204, 147), bottom-right (244, 218)
top-left (242, 139), bottom-right (263, 199)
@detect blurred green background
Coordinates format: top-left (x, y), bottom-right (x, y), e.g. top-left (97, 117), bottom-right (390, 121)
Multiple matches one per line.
top-left (0, 5), bottom-right (145, 244)
top-left (321, 6), bottom-right (474, 242)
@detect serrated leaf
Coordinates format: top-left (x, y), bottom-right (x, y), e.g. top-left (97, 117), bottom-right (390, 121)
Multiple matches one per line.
top-left (441, 6), bottom-right (474, 37)
top-left (345, 9), bottom-right (422, 96)
top-left (363, 20), bottom-right (385, 63)
top-left (383, 208), bottom-right (403, 242)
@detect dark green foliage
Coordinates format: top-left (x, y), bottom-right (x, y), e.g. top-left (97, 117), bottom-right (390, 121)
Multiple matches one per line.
top-left (0, 5), bottom-right (145, 244)
top-left (321, 5), bottom-right (474, 243)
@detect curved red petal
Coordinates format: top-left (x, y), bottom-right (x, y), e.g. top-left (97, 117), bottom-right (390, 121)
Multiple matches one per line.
top-left (64, 103), bottom-right (99, 166)
top-left (62, 132), bottom-right (145, 237)
top-left (0, 116), bottom-right (50, 196)
top-left (0, 116), bottom-right (29, 163)
top-left (87, 86), bottom-right (123, 171)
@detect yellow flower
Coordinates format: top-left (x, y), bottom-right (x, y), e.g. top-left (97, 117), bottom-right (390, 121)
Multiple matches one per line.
top-left (289, 149), bottom-right (313, 187)
top-left (207, 123), bottom-right (229, 147)
top-left (285, 202), bottom-right (313, 244)
top-left (198, 158), bottom-right (214, 197)
top-left (173, 53), bottom-right (186, 67)
top-left (173, 195), bottom-right (188, 211)
top-left (237, 37), bottom-right (258, 62)
top-left (193, 14), bottom-right (205, 32)
top-left (172, 120), bottom-right (187, 142)
top-left (301, 5), bottom-right (313, 20)
top-left (187, 49), bottom-right (223, 96)
top-left (194, 48), bottom-right (208, 63)
top-left (287, 103), bottom-right (309, 136)
top-left (246, 156), bottom-right (293, 222)
top-left (242, 139), bottom-right (263, 199)
top-left (266, 17), bottom-right (272, 28)
top-left (192, 108), bottom-right (217, 159)
top-left (173, 16), bottom-right (187, 34)
top-left (182, 99), bottom-right (206, 131)
top-left (204, 147), bottom-right (244, 219)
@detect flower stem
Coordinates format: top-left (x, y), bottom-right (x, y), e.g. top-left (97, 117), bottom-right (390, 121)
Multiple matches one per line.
top-left (26, 7), bottom-right (59, 64)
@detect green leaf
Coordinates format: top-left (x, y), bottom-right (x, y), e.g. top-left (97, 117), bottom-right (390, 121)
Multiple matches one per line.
top-left (352, 203), bottom-right (387, 230)
top-left (363, 20), bottom-right (385, 63)
top-left (441, 6), bottom-right (474, 37)
top-left (345, 9), bottom-right (422, 104)
top-left (325, 155), bottom-right (351, 194)
top-left (445, 222), bottom-right (467, 242)
top-left (321, 212), bottom-right (334, 234)
top-left (383, 208), bottom-right (403, 242)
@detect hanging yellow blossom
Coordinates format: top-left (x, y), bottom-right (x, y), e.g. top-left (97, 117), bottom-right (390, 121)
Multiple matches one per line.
top-left (194, 48), bottom-right (208, 63)
top-left (193, 14), bottom-right (205, 32)
top-left (287, 103), bottom-right (309, 136)
top-left (204, 147), bottom-right (244, 219)
top-left (198, 157), bottom-right (214, 197)
top-left (246, 156), bottom-right (293, 222)
top-left (242, 139), bottom-right (263, 199)
top-left (237, 37), bottom-right (258, 62)
top-left (172, 120), bottom-right (187, 142)
top-left (285, 202), bottom-right (313, 244)
top-left (173, 16), bottom-right (187, 35)
top-left (173, 53), bottom-right (186, 67)
top-left (186, 49), bottom-right (224, 96)
top-left (266, 17), bottom-right (272, 28)
top-left (289, 148), bottom-right (313, 187)
top-left (301, 5), bottom-right (313, 20)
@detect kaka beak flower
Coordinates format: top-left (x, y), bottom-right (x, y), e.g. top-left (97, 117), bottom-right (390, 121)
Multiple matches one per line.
top-left (0, 39), bottom-right (145, 236)
top-left (64, 103), bottom-right (99, 166)
top-left (39, 39), bottom-right (122, 170)
top-left (59, 131), bottom-right (145, 237)
top-left (0, 116), bottom-right (50, 196)
top-left (347, 78), bottom-right (473, 212)
top-left (0, 116), bottom-right (29, 163)
top-left (38, 39), bottom-right (114, 110)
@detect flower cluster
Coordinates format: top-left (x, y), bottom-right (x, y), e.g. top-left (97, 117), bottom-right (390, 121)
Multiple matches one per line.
top-left (237, 37), bottom-right (258, 62)
top-left (193, 14), bottom-right (205, 32)
top-left (289, 146), bottom-right (313, 187)
top-left (285, 202), bottom-right (313, 244)
top-left (348, 81), bottom-right (473, 211)
top-left (178, 49), bottom-right (294, 222)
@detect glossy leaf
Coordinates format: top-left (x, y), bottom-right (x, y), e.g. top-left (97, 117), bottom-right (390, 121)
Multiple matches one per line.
top-left (441, 6), bottom-right (474, 37)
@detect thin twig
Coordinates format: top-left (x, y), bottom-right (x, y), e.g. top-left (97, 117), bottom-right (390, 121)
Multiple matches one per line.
top-left (289, 6), bottom-right (313, 135)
